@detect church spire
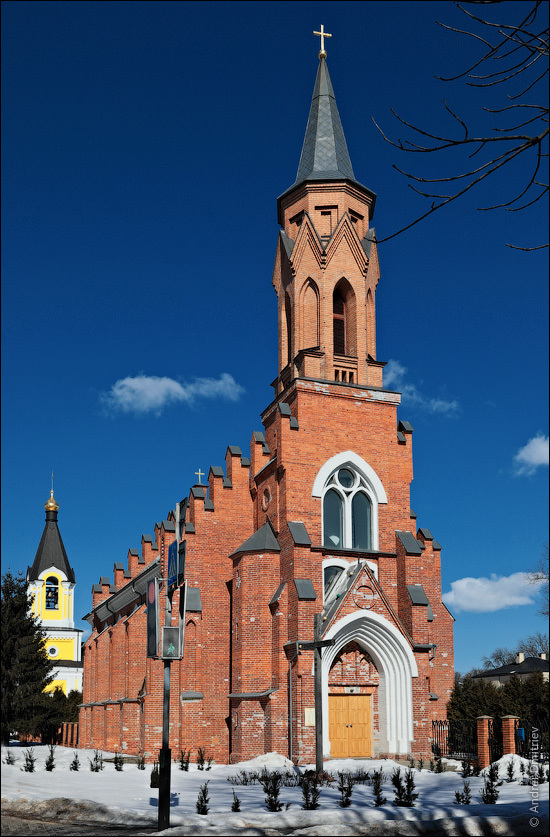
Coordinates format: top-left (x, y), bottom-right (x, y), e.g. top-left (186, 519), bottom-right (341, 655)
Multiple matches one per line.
top-left (27, 483), bottom-right (75, 583)
top-left (294, 52), bottom-right (356, 187)
top-left (277, 31), bottom-right (375, 222)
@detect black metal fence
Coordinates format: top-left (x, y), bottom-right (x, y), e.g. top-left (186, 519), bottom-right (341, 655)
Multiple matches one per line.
top-left (432, 719), bottom-right (478, 760)
top-left (515, 719), bottom-right (549, 762)
top-left (488, 717), bottom-right (503, 763)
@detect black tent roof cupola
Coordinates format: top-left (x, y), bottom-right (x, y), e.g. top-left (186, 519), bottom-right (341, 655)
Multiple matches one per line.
top-left (277, 44), bottom-right (376, 218)
top-left (27, 487), bottom-right (75, 583)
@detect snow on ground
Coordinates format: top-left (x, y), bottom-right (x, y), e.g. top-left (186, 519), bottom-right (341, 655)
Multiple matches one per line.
top-left (1, 745), bottom-right (548, 835)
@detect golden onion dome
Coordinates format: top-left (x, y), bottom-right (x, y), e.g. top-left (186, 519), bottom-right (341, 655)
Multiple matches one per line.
top-left (44, 489), bottom-right (59, 512)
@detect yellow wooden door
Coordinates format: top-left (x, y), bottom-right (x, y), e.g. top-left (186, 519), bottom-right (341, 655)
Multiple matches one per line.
top-left (329, 694), bottom-right (372, 758)
top-left (348, 694), bottom-right (372, 757)
top-left (328, 695), bottom-right (349, 758)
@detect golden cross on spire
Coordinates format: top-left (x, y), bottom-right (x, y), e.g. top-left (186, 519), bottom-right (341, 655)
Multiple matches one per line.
top-left (195, 468), bottom-right (204, 485)
top-left (51, 471), bottom-right (54, 492)
top-left (313, 24), bottom-right (332, 57)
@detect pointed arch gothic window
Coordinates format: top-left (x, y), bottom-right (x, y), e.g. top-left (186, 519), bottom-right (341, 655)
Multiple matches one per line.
top-left (322, 467), bottom-right (372, 550)
top-left (285, 293), bottom-right (292, 365)
top-left (333, 279), bottom-right (357, 357)
top-left (45, 576), bottom-right (59, 610)
top-left (333, 290), bottom-right (346, 355)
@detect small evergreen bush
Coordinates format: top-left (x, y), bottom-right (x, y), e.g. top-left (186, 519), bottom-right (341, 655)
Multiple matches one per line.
top-left (231, 790), bottom-right (241, 812)
top-left (417, 757), bottom-right (424, 772)
top-left (45, 744), bottom-right (56, 771)
top-left (506, 758), bottom-right (515, 782)
top-left (372, 767), bottom-right (387, 806)
top-left (392, 767), bottom-right (418, 807)
top-left (150, 761), bottom-right (159, 788)
top-left (301, 773), bottom-right (321, 810)
top-left (178, 749), bottom-right (191, 771)
top-left (21, 748), bottom-right (36, 772)
top-left (434, 757), bottom-right (444, 773)
top-left (487, 762), bottom-right (503, 786)
top-left (538, 763), bottom-right (548, 784)
top-left (69, 753), bottom-right (80, 771)
top-left (196, 781), bottom-right (210, 815)
top-left (113, 752), bottom-right (124, 771)
top-left (137, 754), bottom-right (146, 770)
top-left (3, 749), bottom-right (15, 765)
top-left (197, 747), bottom-right (206, 770)
top-left (89, 750), bottom-right (104, 772)
top-left (454, 780), bottom-right (472, 805)
top-left (337, 772), bottom-right (353, 808)
top-left (262, 771), bottom-right (284, 812)
top-left (480, 765), bottom-right (500, 804)
top-left (462, 760), bottom-right (472, 778)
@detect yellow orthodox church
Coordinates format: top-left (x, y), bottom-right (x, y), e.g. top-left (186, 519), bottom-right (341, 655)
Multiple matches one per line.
top-left (27, 487), bottom-right (83, 694)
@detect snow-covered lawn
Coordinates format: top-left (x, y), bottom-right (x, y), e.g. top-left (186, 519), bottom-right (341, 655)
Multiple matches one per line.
top-left (1, 746), bottom-right (548, 835)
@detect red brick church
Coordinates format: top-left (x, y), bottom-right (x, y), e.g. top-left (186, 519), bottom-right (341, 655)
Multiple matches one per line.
top-left (79, 42), bottom-right (454, 764)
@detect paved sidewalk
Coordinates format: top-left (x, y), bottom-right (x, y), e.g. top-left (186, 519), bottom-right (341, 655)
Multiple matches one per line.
top-left (1, 815), bottom-right (157, 836)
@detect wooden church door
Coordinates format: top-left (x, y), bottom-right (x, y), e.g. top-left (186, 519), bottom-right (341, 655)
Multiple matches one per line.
top-left (329, 694), bottom-right (372, 758)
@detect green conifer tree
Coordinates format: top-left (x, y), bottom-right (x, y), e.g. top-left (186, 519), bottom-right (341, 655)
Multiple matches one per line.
top-left (1, 570), bottom-right (54, 745)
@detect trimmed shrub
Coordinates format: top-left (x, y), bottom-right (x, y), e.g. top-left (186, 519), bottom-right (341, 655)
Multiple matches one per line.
top-left (21, 749), bottom-right (36, 772)
top-left (372, 767), bottom-right (387, 806)
top-left (337, 772), bottom-right (353, 808)
top-left (45, 744), bottom-right (56, 771)
top-left (392, 768), bottom-right (418, 807)
top-left (196, 781), bottom-right (210, 815)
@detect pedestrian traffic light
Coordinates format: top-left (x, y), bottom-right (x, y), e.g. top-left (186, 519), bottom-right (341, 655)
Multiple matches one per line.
top-left (161, 626), bottom-right (180, 660)
top-left (146, 578), bottom-right (159, 658)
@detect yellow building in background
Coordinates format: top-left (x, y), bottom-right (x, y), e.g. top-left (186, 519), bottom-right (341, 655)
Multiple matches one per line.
top-left (27, 488), bottom-right (83, 695)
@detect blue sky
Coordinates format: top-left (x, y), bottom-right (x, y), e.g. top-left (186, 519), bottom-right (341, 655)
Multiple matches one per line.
top-left (2, 1), bottom-right (548, 675)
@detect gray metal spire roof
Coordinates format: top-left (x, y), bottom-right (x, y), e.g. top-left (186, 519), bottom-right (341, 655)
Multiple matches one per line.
top-left (28, 503), bottom-right (75, 583)
top-left (277, 56), bottom-right (376, 217)
top-left (295, 56), bottom-right (356, 185)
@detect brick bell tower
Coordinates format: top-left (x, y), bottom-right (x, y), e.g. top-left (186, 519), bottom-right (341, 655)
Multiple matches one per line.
top-left (273, 48), bottom-right (382, 394)
top-left (237, 32), bottom-right (455, 763)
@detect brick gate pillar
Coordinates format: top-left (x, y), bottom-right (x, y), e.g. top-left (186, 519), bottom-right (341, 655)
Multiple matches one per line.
top-left (502, 715), bottom-right (519, 757)
top-left (477, 715), bottom-right (492, 769)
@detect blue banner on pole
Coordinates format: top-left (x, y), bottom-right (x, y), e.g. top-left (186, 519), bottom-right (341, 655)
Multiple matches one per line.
top-left (168, 541), bottom-right (177, 589)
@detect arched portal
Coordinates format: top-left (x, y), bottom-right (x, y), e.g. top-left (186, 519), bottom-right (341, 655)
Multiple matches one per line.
top-left (322, 611), bottom-right (417, 756)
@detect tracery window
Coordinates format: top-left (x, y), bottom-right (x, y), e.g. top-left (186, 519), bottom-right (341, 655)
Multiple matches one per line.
top-left (322, 467), bottom-right (372, 550)
top-left (45, 576), bottom-right (59, 610)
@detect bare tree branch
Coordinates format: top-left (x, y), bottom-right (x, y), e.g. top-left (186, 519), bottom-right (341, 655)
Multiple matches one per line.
top-left (375, 1), bottom-right (549, 248)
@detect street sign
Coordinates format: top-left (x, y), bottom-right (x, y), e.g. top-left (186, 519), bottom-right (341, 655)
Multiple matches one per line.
top-left (167, 541), bottom-right (177, 589)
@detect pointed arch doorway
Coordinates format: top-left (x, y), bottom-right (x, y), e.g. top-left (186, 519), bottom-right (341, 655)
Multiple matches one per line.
top-left (322, 611), bottom-right (418, 757)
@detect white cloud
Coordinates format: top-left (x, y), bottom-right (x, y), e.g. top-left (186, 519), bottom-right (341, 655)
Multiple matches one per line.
top-left (101, 373), bottom-right (245, 416)
top-left (384, 359), bottom-right (459, 415)
top-left (513, 433), bottom-right (549, 476)
top-left (443, 572), bottom-right (545, 613)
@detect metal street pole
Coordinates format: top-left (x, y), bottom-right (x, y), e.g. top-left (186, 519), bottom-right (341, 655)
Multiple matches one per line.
top-left (158, 594), bottom-right (172, 831)
top-left (158, 501), bottom-right (180, 831)
top-left (314, 613), bottom-right (323, 773)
